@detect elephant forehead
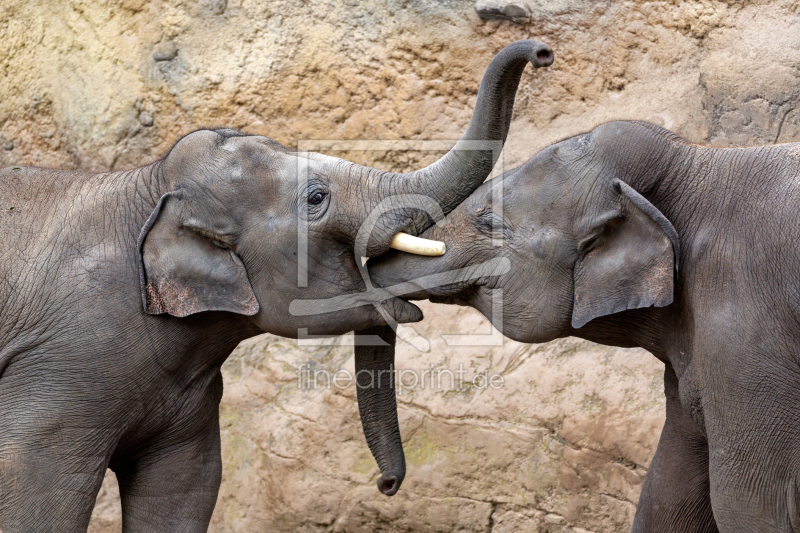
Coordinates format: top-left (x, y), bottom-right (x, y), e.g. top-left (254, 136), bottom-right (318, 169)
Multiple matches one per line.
top-left (300, 151), bottom-right (341, 166)
top-left (228, 147), bottom-right (340, 187)
top-left (163, 132), bottom-right (246, 184)
top-left (164, 131), bottom-right (277, 174)
top-left (493, 173), bottom-right (552, 219)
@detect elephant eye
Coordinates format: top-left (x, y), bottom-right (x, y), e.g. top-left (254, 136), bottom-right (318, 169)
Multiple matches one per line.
top-left (475, 208), bottom-right (508, 240)
top-left (308, 191), bottom-right (327, 205)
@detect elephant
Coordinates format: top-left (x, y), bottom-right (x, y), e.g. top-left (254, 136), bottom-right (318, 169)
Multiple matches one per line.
top-left (366, 119), bottom-right (800, 532)
top-left (0, 40), bottom-right (553, 532)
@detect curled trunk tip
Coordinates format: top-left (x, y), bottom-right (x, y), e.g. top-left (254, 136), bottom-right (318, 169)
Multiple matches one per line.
top-left (366, 39), bottom-right (554, 256)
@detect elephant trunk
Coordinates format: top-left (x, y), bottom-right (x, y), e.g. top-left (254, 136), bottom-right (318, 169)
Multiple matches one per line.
top-left (354, 325), bottom-right (405, 496)
top-left (363, 40), bottom-right (553, 255)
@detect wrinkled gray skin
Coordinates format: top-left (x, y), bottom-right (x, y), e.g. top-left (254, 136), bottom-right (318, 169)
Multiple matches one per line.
top-left (0, 40), bottom-right (553, 532)
top-left (370, 120), bottom-right (800, 532)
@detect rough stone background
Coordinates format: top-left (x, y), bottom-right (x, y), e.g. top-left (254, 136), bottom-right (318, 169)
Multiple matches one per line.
top-left (2, 0), bottom-right (800, 531)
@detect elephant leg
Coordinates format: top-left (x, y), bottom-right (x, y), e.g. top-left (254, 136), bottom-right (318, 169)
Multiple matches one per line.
top-left (703, 376), bottom-right (800, 532)
top-left (632, 365), bottom-right (718, 533)
top-left (0, 440), bottom-right (109, 532)
top-left (113, 416), bottom-right (222, 533)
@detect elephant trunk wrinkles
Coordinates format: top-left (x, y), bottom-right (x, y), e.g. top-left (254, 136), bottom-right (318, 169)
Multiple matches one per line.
top-left (365, 40), bottom-right (553, 253)
top-left (354, 325), bottom-right (405, 496)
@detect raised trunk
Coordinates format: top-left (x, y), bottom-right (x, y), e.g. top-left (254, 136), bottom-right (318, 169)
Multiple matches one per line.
top-left (351, 41), bottom-right (553, 494)
top-left (353, 325), bottom-right (405, 496)
top-left (363, 40), bottom-right (553, 255)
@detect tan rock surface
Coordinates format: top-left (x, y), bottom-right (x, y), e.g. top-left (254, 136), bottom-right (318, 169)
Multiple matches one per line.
top-left (200, 302), bottom-right (663, 533)
top-left (2, 0), bottom-right (800, 531)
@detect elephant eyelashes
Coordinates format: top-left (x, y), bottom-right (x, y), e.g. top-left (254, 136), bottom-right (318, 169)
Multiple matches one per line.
top-left (303, 187), bottom-right (330, 220)
top-left (475, 208), bottom-right (508, 240)
top-left (308, 191), bottom-right (327, 205)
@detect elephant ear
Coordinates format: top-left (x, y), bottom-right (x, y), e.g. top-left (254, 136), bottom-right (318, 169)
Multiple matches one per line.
top-left (137, 193), bottom-right (259, 317)
top-left (571, 180), bottom-right (679, 329)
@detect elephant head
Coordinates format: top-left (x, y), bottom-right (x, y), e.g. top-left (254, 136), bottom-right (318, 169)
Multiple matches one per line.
top-left (368, 121), bottom-right (680, 344)
top-left (358, 120), bottom-right (682, 499)
top-left (136, 40), bottom-right (554, 495)
top-left (137, 39), bottom-right (553, 337)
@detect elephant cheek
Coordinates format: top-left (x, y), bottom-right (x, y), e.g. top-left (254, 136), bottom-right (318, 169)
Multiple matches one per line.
top-left (528, 228), bottom-right (562, 260)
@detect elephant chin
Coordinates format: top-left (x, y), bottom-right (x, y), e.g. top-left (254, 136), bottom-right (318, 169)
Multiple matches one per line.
top-left (429, 290), bottom-right (474, 307)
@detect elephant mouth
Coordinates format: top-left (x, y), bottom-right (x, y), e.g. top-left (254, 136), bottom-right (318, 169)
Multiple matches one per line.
top-left (288, 257), bottom-right (511, 317)
top-left (411, 279), bottom-right (473, 301)
top-left (429, 287), bottom-right (476, 306)
top-left (377, 256), bottom-right (511, 301)
top-left (386, 256), bottom-right (511, 300)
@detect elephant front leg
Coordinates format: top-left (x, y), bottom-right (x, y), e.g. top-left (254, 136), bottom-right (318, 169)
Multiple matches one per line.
top-left (0, 447), bottom-right (109, 533)
top-left (632, 365), bottom-right (718, 533)
top-left (113, 417), bottom-right (222, 533)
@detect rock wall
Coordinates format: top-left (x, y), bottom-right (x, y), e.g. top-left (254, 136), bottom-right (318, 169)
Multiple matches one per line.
top-left (4, 0), bottom-right (800, 531)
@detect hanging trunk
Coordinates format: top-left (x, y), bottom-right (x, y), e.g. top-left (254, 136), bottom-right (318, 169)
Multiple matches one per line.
top-left (353, 325), bottom-right (405, 496)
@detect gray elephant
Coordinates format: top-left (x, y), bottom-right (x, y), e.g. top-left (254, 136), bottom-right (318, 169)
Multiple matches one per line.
top-left (368, 120), bottom-right (800, 532)
top-left (0, 41), bottom-right (553, 532)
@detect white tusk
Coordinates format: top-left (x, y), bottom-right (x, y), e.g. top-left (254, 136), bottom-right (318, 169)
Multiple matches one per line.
top-left (389, 232), bottom-right (446, 256)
